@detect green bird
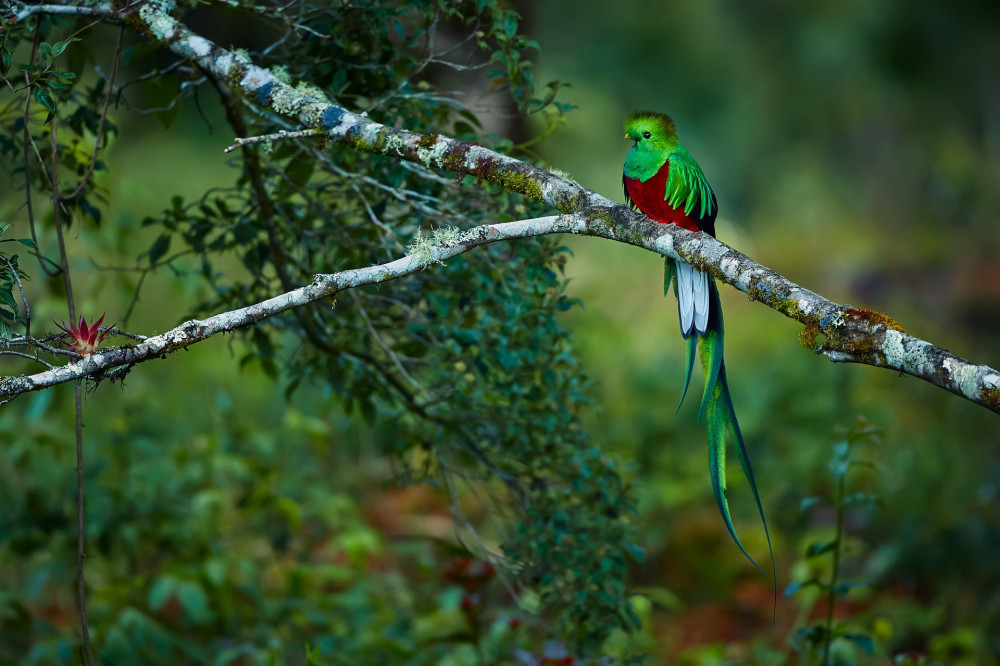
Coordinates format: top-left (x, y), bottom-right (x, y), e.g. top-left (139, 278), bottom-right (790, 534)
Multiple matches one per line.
top-left (622, 111), bottom-right (774, 579)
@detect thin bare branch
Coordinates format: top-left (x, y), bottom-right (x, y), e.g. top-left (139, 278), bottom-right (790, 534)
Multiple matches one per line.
top-left (0, 350), bottom-right (54, 368)
top-left (51, 117), bottom-right (76, 321)
top-left (74, 379), bottom-right (94, 666)
top-left (20, 24), bottom-right (60, 277)
top-left (223, 127), bottom-right (325, 154)
top-left (9, 2), bottom-right (113, 21)
top-left (63, 25), bottom-right (124, 202)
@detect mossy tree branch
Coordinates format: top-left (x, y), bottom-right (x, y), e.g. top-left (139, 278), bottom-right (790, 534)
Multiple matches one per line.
top-left (1, 0), bottom-right (997, 415)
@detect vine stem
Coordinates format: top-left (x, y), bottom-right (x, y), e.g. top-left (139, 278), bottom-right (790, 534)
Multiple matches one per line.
top-left (75, 379), bottom-right (94, 665)
top-left (821, 462), bottom-right (847, 665)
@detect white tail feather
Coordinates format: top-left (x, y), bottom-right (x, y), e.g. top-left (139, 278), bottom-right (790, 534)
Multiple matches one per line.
top-left (692, 269), bottom-right (709, 334)
top-left (676, 261), bottom-right (709, 336)
top-left (676, 261), bottom-right (695, 335)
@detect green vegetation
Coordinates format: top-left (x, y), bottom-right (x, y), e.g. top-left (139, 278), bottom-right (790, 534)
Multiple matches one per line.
top-left (1, 1), bottom-right (998, 665)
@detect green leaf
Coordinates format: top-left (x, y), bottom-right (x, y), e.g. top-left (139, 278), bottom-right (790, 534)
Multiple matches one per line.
top-left (842, 492), bottom-right (880, 510)
top-left (304, 644), bottom-right (323, 666)
top-left (452, 121), bottom-right (477, 137)
top-left (800, 495), bottom-right (825, 512)
top-left (203, 559), bottom-right (227, 587)
top-left (631, 586), bottom-right (683, 611)
top-left (260, 354), bottom-right (279, 381)
top-left (625, 542), bottom-right (645, 563)
top-left (457, 108), bottom-right (483, 129)
top-left (155, 102), bottom-right (183, 131)
top-left (832, 580), bottom-right (870, 596)
top-left (285, 152), bottom-right (315, 187)
top-left (175, 581), bottom-right (213, 625)
top-left (26, 389), bottom-right (54, 422)
top-left (148, 575), bottom-right (177, 611)
top-left (502, 12), bottom-right (518, 38)
top-left (143, 75), bottom-right (182, 129)
top-left (214, 646), bottom-right (259, 666)
top-left (148, 233), bottom-right (171, 265)
top-left (784, 578), bottom-right (822, 598)
top-left (842, 632), bottom-right (875, 654)
top-left (794, 624), bottom-right (828, 646)
top-left (16, 238), bottom-right (36, 249)
top-left (0, 288), bottom-right (17, 312)
top-left (32, 86), bottom-right (54, 114)
top-left (46, 77), bottom-right (73, 92)
top-left (806, 540), bottom-right (838, 558)
top-left (50, 38), bottom-right (80, 58)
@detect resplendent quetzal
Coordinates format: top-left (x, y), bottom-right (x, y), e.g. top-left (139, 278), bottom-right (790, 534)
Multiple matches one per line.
top-left (622, 111), bottom-right (774, 578)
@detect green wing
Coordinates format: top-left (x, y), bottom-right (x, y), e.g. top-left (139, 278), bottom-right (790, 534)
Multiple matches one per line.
top-left (664, 147), bottom-right (718, 228)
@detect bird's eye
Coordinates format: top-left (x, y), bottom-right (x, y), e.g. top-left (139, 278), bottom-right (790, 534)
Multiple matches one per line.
top-left (642, 131), bottom-right (651, 139)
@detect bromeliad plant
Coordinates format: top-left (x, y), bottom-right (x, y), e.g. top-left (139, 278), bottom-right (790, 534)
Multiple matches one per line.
top-left (55, 314), bottom-right (112, 355)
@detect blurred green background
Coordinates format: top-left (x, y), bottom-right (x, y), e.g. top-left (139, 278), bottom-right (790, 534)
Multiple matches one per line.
top-left (530, 0), bottom-right (1000, 661)
top-left (2, 0), bottom-right (999, 664)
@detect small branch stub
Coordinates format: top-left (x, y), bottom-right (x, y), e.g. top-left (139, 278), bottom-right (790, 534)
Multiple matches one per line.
top-left (223, 128), bottom-right (325, 154)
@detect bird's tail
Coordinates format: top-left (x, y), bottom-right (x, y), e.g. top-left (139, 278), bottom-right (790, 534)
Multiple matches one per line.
top-left (667, 258), bottom-right (775, 585)
top-left (667, 259), bottom-right (698, 415)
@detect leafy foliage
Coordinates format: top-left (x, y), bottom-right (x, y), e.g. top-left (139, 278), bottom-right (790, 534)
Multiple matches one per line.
top-left (0, 222), bottom-right (32, 339)
top-left (0, 0), bottom-right (640, 662)
top-left (0, 21), bottom-right (114, 229)
top-left (786, 417), bottom-right (883, 665)
top-left (0, 389), bottom-right (547, 665)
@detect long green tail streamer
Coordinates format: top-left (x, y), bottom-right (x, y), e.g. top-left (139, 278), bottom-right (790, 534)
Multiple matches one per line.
top-left (668, 267), bottom-right (776, 608)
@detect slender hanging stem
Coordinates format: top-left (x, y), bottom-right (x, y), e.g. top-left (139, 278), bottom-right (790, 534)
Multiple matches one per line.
top-left (75, 380), bottom-right (94, 665)
top-left (821, 468), bottom-right (847, 665)
top-left (22, 24), bottom-right (60, 277)
top-left (50, 117), bottom-right (75, 321)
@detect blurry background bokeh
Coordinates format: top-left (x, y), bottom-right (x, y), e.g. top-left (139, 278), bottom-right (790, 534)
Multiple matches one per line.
top-left (1, 0), bottom-right (999, 663)
top-left (532, 0), bottom-right (1000, 661)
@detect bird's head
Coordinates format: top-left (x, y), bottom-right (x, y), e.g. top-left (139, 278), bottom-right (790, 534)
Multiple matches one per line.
top-left (623, 111), bottom-right (678, 152)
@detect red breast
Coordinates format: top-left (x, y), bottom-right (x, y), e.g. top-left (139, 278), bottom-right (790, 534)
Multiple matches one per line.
top-left (624, 161), bottom-right (702, 233)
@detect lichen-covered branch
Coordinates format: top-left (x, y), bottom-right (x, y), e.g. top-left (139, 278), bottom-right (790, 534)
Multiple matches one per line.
top-left (0, 216), bottom-right (575, 400)
top-left (7, 1), bottom-right (114, 22)
top-left (1, 211), bottom-right (998, 414)
top-left (1, 0), bottom-right (997, 415)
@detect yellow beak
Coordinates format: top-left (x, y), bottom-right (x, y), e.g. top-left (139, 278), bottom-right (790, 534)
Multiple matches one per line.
top-left (624, 133), bottom-right (629, 139)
